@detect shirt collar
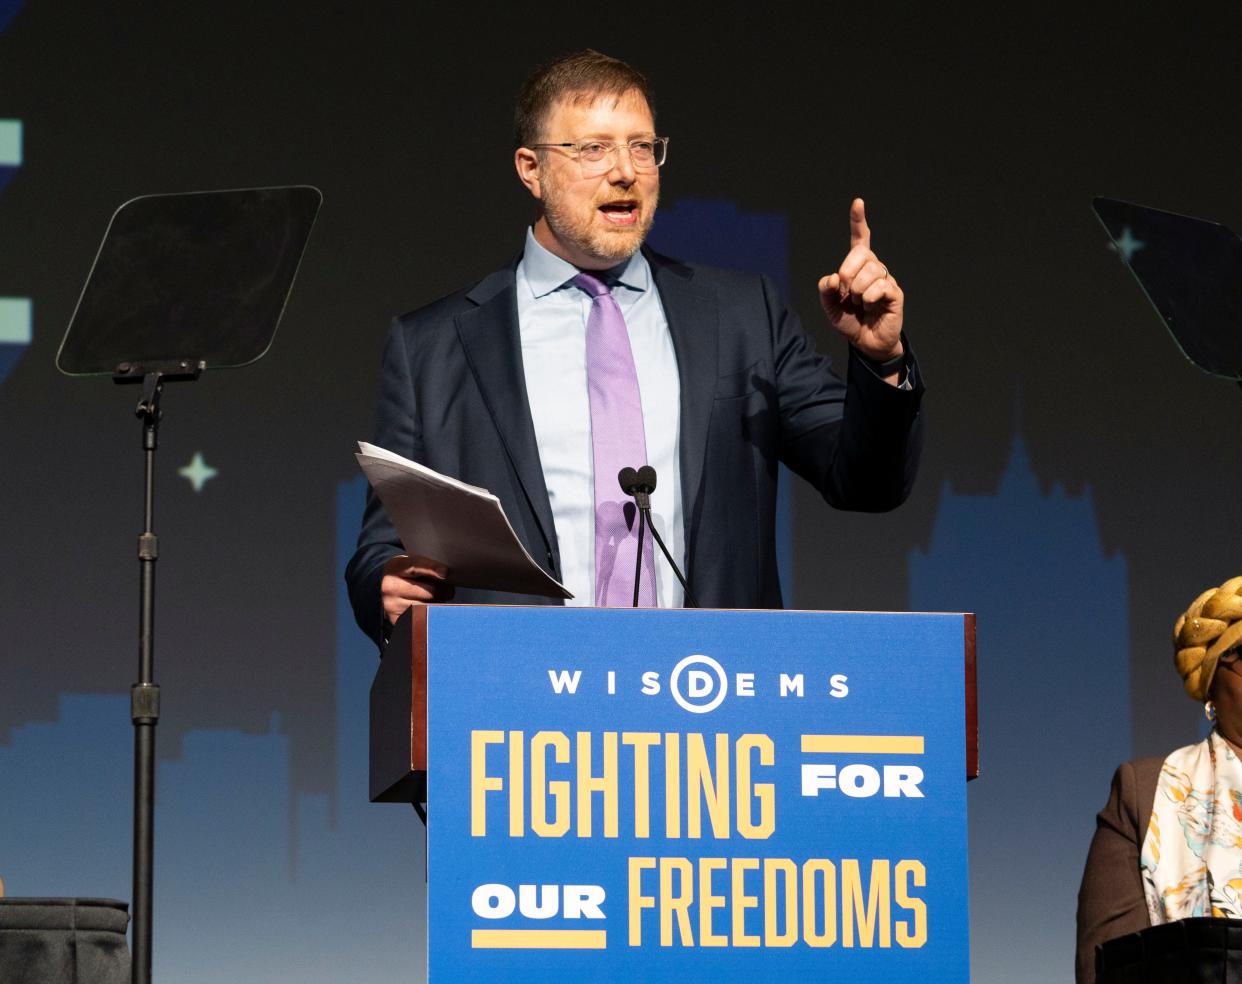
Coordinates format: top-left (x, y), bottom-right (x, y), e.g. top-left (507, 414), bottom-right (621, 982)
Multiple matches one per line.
top-left (518, 226), bottom-right (651, 299)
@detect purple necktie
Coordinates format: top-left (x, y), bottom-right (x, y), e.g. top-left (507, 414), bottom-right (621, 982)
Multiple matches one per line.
top-left (574, 271), bottom-right (657, 607)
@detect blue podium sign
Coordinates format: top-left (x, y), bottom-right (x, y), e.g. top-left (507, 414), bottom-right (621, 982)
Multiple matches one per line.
top-left (423, 607), bottom-right (970, 982)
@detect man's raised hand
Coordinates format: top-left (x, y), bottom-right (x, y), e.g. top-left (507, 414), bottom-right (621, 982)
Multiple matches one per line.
top-left (818, 198), bottom-right (905, 370)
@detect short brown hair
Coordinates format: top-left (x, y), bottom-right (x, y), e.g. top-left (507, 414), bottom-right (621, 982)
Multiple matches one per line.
top-left (514, 49), bottom-right (655, 148)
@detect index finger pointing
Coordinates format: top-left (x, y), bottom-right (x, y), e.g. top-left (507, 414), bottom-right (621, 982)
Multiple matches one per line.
top-left (849, 197), bottom-right (870, 249)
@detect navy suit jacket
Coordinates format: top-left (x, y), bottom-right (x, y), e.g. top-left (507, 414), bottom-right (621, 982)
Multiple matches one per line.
top-left (346, 245), bottom-right (925, 646)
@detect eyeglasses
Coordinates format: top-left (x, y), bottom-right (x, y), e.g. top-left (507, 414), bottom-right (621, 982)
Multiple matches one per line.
top-left (531, 137), bottom-right (669, 175)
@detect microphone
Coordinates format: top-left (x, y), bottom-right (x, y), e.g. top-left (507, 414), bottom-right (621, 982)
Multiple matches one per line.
top-left (619, 466), bottom-right (655, 508)
top-left (616, 465), bottom-right (699, 608)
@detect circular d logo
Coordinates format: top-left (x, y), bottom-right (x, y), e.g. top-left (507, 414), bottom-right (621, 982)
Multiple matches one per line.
top-left (669, 654), bottom-right (728, 714)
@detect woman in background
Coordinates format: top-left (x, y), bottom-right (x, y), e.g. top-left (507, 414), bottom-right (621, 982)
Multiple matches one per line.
top-left (1077, 575), bottom-right (1242, 983)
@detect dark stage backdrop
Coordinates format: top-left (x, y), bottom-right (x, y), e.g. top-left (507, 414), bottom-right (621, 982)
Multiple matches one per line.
top-left (2, 4), bottom-right (1240, 981)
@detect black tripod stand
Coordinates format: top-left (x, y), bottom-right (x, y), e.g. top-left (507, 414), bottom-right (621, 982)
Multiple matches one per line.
top-left (57, 186), bottom-right (322, 984)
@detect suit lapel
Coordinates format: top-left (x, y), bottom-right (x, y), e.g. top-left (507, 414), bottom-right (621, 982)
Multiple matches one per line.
top-left (648, 249), bottom-right (717, 557)
top-left (455, 269), bottom-right (559, 566)
top-left (452, 251), bottom-right (718, 581)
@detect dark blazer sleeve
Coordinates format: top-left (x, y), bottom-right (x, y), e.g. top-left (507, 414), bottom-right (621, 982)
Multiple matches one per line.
top-left (764, 274), bottom-right (924, 512)
top-left (1075, 758), bottom-right (1162, 984)
top-left (344, 319), bottom-right (423, 647)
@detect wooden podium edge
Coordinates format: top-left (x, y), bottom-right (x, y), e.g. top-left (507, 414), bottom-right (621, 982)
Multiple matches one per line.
top-left (369, 607), bottom-right (427, 803)
top-left (965, 612), bottom-right (979, 781)
top-left (411, 605), bottom-right (428, 773)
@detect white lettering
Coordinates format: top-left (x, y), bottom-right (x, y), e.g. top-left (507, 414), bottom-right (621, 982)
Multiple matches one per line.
top-left (472, 884), bottom-right (606, 920)
top-left (472, 884), bottom-right (515, 919)
top-left (562, 885), bottom-right (607, 919)
top-left (803, 763), bottom-right (924, 798)
top-left (884, 765), bottom-right (925, 798)
top-left (687, 669), bottom-right (713, 698)
top-left (838, 764), bottom-right (882, 797)
top-left (802, 763), bottom-right (837, 795)
top-left (547, 669), bottom-right (581, 694)
top-left (518, 884), bottom-right (558, 919)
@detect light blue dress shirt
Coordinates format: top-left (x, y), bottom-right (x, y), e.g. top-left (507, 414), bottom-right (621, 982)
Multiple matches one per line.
top-left (516, 228), bottom-right (684, 607)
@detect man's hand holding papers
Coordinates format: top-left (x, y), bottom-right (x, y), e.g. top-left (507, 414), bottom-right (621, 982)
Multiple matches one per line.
top-left (355, 442), bottom-right (572, 621)
top-left (380, 554), bottom-right (456, 625)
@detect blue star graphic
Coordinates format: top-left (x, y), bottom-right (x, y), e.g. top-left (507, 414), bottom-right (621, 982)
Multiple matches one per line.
top-left (1109, 226), bottom-right (1145, 262)
top-left (178, 452), bottom-right (218, 493)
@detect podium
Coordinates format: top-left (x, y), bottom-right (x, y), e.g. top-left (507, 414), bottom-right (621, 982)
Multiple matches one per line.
top-left (1096, 917), bottom-right (1242, 981)
top-left (372, 606), bottom-right (977, 983)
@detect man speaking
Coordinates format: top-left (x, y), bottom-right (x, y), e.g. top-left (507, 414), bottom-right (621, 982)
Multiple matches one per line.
top-left (346, 50), bottom-right (924, 645)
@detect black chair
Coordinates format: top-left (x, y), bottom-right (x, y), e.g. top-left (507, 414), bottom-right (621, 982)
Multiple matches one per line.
top-left (0, 897), bottom-right (130, 984)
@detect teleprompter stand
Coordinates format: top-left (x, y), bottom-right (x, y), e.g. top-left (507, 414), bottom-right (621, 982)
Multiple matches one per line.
top-left (56, 186), bottom-right (322, 984)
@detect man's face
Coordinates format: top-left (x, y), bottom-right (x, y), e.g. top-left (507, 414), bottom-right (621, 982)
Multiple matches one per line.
top-left (520, 88), bottom-right (659, 270)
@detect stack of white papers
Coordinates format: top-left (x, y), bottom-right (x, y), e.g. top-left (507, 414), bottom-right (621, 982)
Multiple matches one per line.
top-left (355, 442), bottom-right (572, 600)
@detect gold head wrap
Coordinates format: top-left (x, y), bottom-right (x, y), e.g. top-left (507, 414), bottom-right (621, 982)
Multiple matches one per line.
top-left (1173, 576), bottom-right (1242, 700)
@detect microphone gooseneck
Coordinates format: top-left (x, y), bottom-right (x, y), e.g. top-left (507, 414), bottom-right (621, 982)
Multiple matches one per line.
top-left (618, 467), bottom-right (648, 607)
top-left (616, 465), bottom-right (699, 608)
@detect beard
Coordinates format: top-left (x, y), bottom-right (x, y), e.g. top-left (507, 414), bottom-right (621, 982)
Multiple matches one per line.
top-left (540, 174), bottom-right (659, 268)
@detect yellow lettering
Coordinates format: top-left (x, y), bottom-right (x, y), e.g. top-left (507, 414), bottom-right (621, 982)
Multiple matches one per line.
top-left (664, 733), bottom-right (681, 838)
top-left (470, 730), bottom-right (504, 837)
top-left (659, 857), bottom-right (694, 946)
top-left (736, 734), bottom-right (775, 839)
top-left (895, 860), bottom-right (928, 947)
top-left (699, 857), bottom-right (728, 946)
top-left (731, 858), bottom-right (761, 947)
top-left (803, 859), bottom-right (837, 947)
top-left (508, 730), bottom-right (524, 837)
top-left (530, 731), bottom-right (570, 837)
top-left (764, 858), bottom-right (799, 947)
top-left (842, 859), bottom-right (891, 948)
top-left (575, 731), bottom-right (618, 837)
top-left (625, 854), bottom-right (921, 950)
top-left (628, 857), bottom-right (656, 946)
top-left (687, 733), bottom-right (730, 839)
top-left (622, 732), bottom-right (659, 838)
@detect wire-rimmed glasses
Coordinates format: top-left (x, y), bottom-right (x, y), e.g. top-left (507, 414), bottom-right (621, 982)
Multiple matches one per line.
top-left (531, 137), bottom-right (669, 176)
